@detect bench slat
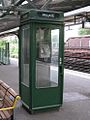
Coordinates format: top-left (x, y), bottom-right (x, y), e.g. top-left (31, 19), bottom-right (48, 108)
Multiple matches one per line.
top-left (2, 110), bottom-right (11, 119)
top-left (0, 111), bottom-right (6, 119)
top-left (0, 80), bottom-right (20, 120)
top-left (8, 88), bottom-right (18, 97)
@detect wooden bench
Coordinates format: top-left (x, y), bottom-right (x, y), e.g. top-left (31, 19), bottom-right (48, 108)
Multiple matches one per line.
top-left (0, 80), bottom-right (20, 120)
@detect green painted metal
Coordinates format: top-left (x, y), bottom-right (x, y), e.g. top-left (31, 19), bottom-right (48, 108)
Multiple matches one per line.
top-left (19, 9), bottom-right (64, 113)
top-left (0, 42), bottom-right (10, 65)
top-left (4, 43), bottom-right (10, 64)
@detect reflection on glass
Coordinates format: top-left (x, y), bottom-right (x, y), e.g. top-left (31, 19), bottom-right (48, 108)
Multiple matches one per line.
top-left (21, 27), bottom-right (30, 86)
top-left (36, 27), bottom-right (59, 88)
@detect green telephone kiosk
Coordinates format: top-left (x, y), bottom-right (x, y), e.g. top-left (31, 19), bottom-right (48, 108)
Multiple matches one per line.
top-left (19, 9), bottom-right (64, 113)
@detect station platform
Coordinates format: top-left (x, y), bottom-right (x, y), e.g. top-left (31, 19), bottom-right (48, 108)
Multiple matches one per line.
top-left (0, 61), bottom-right (90, 120)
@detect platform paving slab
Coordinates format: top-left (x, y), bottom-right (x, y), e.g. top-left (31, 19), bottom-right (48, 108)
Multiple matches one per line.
top-left (0, 63), bottom-right (90, 120)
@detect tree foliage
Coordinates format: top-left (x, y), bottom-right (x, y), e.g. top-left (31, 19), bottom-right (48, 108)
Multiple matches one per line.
top-left (78, 28), bottom-right (90, 35)
top-left (0, 39), bottom-right (6, 48)
top-left (0, 36), bottom-right (18, 58)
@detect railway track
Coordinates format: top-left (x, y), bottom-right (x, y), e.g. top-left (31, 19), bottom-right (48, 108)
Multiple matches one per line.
top-left (64, 48), bottom-right (90, 73)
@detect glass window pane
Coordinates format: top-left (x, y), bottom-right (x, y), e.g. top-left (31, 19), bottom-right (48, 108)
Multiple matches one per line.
top-left (21, 26), bottom-right (30, 86)
top-left (36, 27), bottom-right (59, 88)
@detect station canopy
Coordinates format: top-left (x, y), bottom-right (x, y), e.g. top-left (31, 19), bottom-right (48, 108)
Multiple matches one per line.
top-left (0, 0), bottom-right (90, 33)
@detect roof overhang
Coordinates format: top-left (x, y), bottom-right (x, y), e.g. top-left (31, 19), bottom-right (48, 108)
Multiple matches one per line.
top-left (0, 0), bottom-right (90, 33)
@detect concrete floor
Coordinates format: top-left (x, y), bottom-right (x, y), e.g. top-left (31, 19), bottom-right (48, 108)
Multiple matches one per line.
top-left (0, 62), bottom-right (90, 120)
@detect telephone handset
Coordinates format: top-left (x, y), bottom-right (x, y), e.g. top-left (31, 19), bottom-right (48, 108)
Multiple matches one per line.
top-left (37, 42), bottom-right (51, 63)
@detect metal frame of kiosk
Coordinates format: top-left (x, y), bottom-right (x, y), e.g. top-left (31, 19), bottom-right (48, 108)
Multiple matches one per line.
top-left (19, 9), bottom-right (64, 113)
